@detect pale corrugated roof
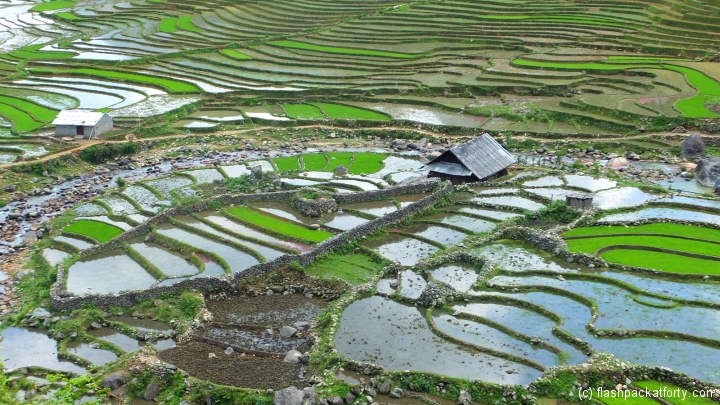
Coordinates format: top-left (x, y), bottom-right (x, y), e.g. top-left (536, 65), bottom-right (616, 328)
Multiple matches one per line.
top-left (424, 161), bottom-right (473, 176)
top-left (426, 134), bottom-right (516, 180)
top-left (52, 110), bottom-right (107, 126)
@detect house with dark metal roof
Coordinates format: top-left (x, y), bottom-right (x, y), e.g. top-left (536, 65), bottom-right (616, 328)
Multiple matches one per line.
top-left (52, 109), bottom-right (113, 139)
top-left (424, 134), bottom-right (516, 184)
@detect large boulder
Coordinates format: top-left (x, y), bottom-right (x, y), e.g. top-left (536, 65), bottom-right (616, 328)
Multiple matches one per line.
top-left (100, 371), bottom-right (131, 390)
top-left (696, 156), bottom-right (720, 187)
top-left (680, 133), bottom-right (705, 159)
top-left (274, 386), bottom-right (304, 405)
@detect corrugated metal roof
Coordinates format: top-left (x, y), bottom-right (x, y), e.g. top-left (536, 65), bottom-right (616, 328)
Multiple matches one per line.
top-left (424, 161), bottom-right (473, 176)
top-left (426, 133), bottom-right (516, 180)
top-left (52, 110), bottom-right (107, 126)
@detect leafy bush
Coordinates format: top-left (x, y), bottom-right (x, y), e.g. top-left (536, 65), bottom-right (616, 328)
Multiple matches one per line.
top-left (79, 142), bottom-right (139, 164)
top-left (525, 200), bottom-right (581, 224)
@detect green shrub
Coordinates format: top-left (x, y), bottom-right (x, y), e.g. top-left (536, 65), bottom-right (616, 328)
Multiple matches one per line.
top-left (525, 200), bottom-right (581, 224)
top-left (79, 142), bottom-right (139, 164)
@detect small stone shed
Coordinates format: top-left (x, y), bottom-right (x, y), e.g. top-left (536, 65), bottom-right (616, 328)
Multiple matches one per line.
top-left (424, 133), bottom-right (516, 184)
top-left (52, 109), bottom-right (113, 139)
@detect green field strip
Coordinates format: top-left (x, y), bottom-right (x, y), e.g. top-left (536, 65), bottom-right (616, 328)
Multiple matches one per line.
top-left (9, 44), bottom-right (76, 60)
top-left (600, 248), bottom-right (720, 274)
top-left (310, 102), bottom-right (390, 120)
top-left (271, 40), bottom-right (419, 59)
top-left (663, 64), bottom-right (720, 118)
top-left (220, 49), bottom-right (251, 60)
top-left (32, 68), bottom-right (201, 93)
top-left (225, 206), bottom-right (333, 243)
top-left (325, 152), bottom-right (354, 171)
top-left (282, 104), bottom-right (325, 119)
top-left (305, 253), bottom-right (382, 284)
top-left (301, 153), bottom-right (328, 171)
top-left (635, 381), bottom-right (718, 405)
top-left (348, 153), bottom-right (385, 174)
top-left (272, 156), bottom-right (302, 171)
top-left (178, 15), bottom-right (202, 32)
top-left (0, 103), bottom-right (45, 132)
top-left (512, 59), bottom-right (655, 71)
top-left (566, 235), bottom-right (720, 258)
top-left (64, 220), bottom-right (124, 243)
top-left (158, 17), bottom-right (178, 33)
top-left (53, 12), bottom-right (84, 20)
top-left (564, 223), bottom-right (720, 242)
top-left (30, 0), bottom-right (77, 11)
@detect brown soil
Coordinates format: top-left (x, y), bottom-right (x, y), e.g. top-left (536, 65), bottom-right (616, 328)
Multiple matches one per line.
top-left (159, 341), bottom-right (303, 389)
top-left (207, 293), bottom-right (327, 327)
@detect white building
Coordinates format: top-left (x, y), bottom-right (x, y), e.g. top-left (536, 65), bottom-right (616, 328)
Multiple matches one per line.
top-left (52, 109), bottom-right (113, 139)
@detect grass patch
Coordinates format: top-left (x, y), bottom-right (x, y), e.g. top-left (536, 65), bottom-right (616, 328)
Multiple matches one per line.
top-left (226, 206), bottom-right (333, 243)
top-left (64, 219), bottom-right (124, 243)
top-left (158, 17), bottom-right (178, 33)
top-left (220, 49), bottom-right (251, 60)
top-left (563, 223), bottom-right (720, 242)
top-left (40, 68), bottom-right (200, 93)
top-left (273, 156), bottom-right (301, 171)
top-left (177, 15), bottom-right (201, 32)
top-left (305, 253), bottom-right (382, 284)
top-left (348, 153), bottom-right (385, 174)
top-left (512, 59), bottom-right (653, 71)
top-left (600, 249), bottom-right (720, 274)
top-left (0, 95), bottom-right (58, 121)
top-left (566, 235), bottom-right (720, 258)
top-left (53, 12), bottom-right (83, 20)
top-left (9, 44), bottom-right (75, 59)
top-left (664, 65), bottom-right (720, 118)
top-left (271, 40), bottom-right (418, 59)
top-left (302, 153), bottom-right (328, 171)
top-left (635, 381), bottom-right (718, 405)
top-left (310, 103), bottom-right (390, 120)
top-left (30, 0), bottom-right (76, 11)
top-left (0, 103), bottom-right (44, 131)
top-left (282, 104), bottom-right (325, 119)
top-left (326, 152), bottom-right (354, 171)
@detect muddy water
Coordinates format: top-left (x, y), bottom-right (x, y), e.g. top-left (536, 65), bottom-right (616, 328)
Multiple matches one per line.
top-left (433, 311), bottom-right (560, 367)
top-left (598, 207), bottom-right (720, 226)
top-left (323, 212), bottom-right (369, 231)
top-left (187, 110), bottom-right (244, 121)
top-left (222, 164), bottom-right (251, 178)
top-left (448, 206), bottom-right (521, 221)
top-left (564, 175), bottom-right (616, 192)
top-left (398, 270), bottom-right (427, 300)
top-left (207, 294), bottom-right (326, 327)
top-left (526, 188), bottom-right (579, 201)
top-left (97, 195), bottom-right (137, 215)
top-left (470, 243), bottom-right (577, 272)
top-left (453, 301), bottom-right (586, 365)
top-left (652, 195), bottom-right (720, 210)
top-left (66, 342), bottom-right (118, 366)
top-left (431, 264), bottom-right (479, 292)
top-left (130, 242), bottom-right (199, 278)
top-left (0, 328), bottom-right (86, 374)
top-left (204, 328), bottom-right (312, 354)
top-left (89, 328), bottom-right (175, 353)
top-left (156, 224), bottom-right (259, 272)
top-left (334, 296), bottom-right (541, 384)
top-left (251, 202), bottom-right (318, 225)
top-left (66, 250), bottom-right (157, 295)
top-left (281, 178), bottom-right (322, 187)
top-left (73, 203), bottom-right (108, 217)
top-left (184, 168), bottom-right (224, 184)
top-left (471, 196), bottom-right (545, 211)
top-left (402, 223), bottom-right (468, 246)
top-left (341, 200), bottom-right (397, 217)
top-left (145, 176), bottom-right (193, 199)
top-left (364, 235), bottom-right (439, 266)
top-left (107, 316), bottom-right (172, 334)
top-left (425, 213), bottom-right (496, 234)
top-left (42, 248), bottom-right (69, 267)
top-left (172, 216), bottom-right (285, 261)
top-left (54, 235), bottom-right (94, 250)
top-left (597, 271), bottom-right (720, 305)
top-left (524, 176), bottom-right (564, 188)
top-left (123, 185), bottom-right (160, 211)
top-left (368, 156), bottom-right (426, 180)
top-left (593, 187), bottom-right (659, 210)
top-left (476, 188), bottom-right (519, 195)
top-left (486, 290), bottom-right (720, 383)
top-left (331, 179), bottom-right (378, 191)
top-left (394, 193), bottom-right (427, 207)
top-left (198, 214), bottom-right (309, 251)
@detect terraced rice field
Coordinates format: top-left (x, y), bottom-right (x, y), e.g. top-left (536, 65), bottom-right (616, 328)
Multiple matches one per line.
top-left (4, 0), bottom-right (720, 134)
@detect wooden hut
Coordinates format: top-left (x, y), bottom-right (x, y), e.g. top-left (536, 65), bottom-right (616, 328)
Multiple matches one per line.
top-left (424, 134), bottom-right (516, 184)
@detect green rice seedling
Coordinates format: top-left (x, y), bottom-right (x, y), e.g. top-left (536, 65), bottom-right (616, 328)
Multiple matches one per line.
top-left (600, 249), bottom-right (720, 274)
top-left (226, 207), bottom-right (333, 242)
top-left (566, 235), bottom-right (720, 257)
top-left (305, 253), bottom-right (382, 284)
top-left (30, 0), bottom-right (77, 11)
top-left (282, 104), bottom-right (325, 119)
top-left (302, 153), bottom-right (328, 171)
top-left (326, 152), bottom-right (354, 171)
top-left (0, 103), bottom-right (45, 131)
top-left (271, 40), bottom-right (418, 58)
top-left (272, 156), bottom-right (301, 171)
top-left (348, 153), bottom-right (385, 174)
top-left (64, 220), bottom-right (124, 243)
top-left (158, 17), bottom-right (178, 33)
top-left (563, 223), bottom-right (720, 242)
top-left (178, 15), bottom-right (201, 32)
top-left (311, 103), bottom-right (390, 120)
top-left (220, 49), bottom-right (251, 60)
top-left (43, 68), bottom-right (200, 93)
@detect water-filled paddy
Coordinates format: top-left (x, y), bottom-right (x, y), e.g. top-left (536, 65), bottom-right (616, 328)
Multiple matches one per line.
top-left (66, 250), bottom-right (157, 295)
top-left (431, 264), bottom-right (479, 292)
top-left (598, 208), bottom-right (720, 226)
top-left (403, 223), bottom-right (468, 246)
top-left (0, 327), bottom-right (86, 374)
top-left (593, 187), bottom-right (659, 210)
top-left (130, 242), bottom-right (199, 278)
top-left (365, 235), bottom-right (439, 266)
top-left (66, 342), bottom-right (118, 366)
top-left (470, 196), bottom-right (545, 211)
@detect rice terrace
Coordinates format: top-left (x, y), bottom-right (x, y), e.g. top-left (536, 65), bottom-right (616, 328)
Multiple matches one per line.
top-left (2, 0), bottom-right (720, 404)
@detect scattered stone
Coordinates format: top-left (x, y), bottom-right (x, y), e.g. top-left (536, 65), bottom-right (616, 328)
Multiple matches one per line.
top-left (680, 133), bottom-right (705, 160)
top-left (345, 393), bottom-right (356, 404)
top-left (696, 156), bottom-right (720, 187)
top-left (280, 326), bottom-right (298, 338)
top-left (284, 350), bottom-right (302, 363)
top-left (457, 390), bottom-right (472, 405)
top-left (274, 386), bottom-right (304, 405)
top-left (333, 165), bottom-right (349, 176)
top-left (143, 381), bottom-right (160, 401)
top-left (224, 347), bottom-right (234, 355)
top-left (100, 371), bottom-right (131, 390)
top-left (389, 388), bottom-right (404, 399)
top-left (378, 379), bottom-right (391, 395)
top-left (327, 395), bottom-right (343, 405)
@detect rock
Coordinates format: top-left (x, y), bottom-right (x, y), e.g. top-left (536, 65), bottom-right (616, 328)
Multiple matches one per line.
top-left (309, 224), bottom-right (321, 230)
top-left (378, 380), bottom-right (391, 395)
top-left (680, 133), bottom-right (705, 159)
top-left (280, 326), bottom-right (298, 338)
top-left (292, 321), bottom-right (309, 331)
top-left (143, 381), bottom-right (160, 401)
top-left (15, 268), bottom-right (35, 280)
top-left (274, 386), bottom-right (304, 405)
top-left (4, 185), bottom-right (15, 192)
top-left (95, 167), bottom-right (110, 175)
top-left (672, 126), bottom-right (688, 133)
top-left (345, 393), bottom-right (356, 404)
top-left (303, 387), bottom-right (317, 404)
top-left (696, 156), bottom-right (720, 187)
top-left (22, 231), bottom-right (37, 245)
top-left (389, 388), bottom-right (404, 399)
top-left (225, 347), bottom-right (234, 355)
top-left (457, 390), bottom-right (472, 405)
top-left (32, 308), bottom-right (50, 318)
top-left (90, 322), bottom-right (102, 330)
top-left (327, 396), bottom-right (343, 405)
top-left (333, 165), bottom-right (349, 176)
top-left (284, 350), bottom-right (302, 363)
top-left (270, 285), bottom-right (285, 293)
top-left (391, 139), bottom-right (408, 150)
top-left (100, 370), bottom-right (131, 390)
top-left (606, 157), bottom-right (628, 168)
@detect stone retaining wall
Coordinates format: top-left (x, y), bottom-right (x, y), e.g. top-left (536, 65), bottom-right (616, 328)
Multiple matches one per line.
top-left (333, 178), bottom-right (440, 204)
top-left (50, 181), bottom-right (453, 311)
